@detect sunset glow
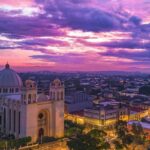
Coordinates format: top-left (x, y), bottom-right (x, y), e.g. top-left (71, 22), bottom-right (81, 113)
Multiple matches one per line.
top-left (0, 0), bottom-right (149, 72)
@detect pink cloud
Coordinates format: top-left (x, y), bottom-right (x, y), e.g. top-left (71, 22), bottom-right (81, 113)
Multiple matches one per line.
top-left (0, 0), bottom-right (34, 7)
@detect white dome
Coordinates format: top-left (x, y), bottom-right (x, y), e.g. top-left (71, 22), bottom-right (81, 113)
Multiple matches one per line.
top-left (0, 64), bottom-right (23, 88)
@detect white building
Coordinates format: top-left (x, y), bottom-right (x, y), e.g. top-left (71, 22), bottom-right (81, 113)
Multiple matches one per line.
top-left (0, 64), bottom-right (64, 142)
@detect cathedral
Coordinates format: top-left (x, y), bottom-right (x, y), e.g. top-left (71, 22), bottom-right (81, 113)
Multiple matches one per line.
top-left (0, 64), bottom-right (64, 142)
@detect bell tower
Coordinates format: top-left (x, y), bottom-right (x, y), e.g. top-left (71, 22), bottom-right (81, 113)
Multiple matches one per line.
top-left (49, 79), bottom-right (64, 137)
top-left (23, 80), bottom-right (37, 104)
top-left (49, 79), bottom-right (64, 101)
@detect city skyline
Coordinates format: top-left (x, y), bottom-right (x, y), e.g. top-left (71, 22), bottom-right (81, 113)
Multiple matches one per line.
top-left (0, 0), bottom-right (150, 72)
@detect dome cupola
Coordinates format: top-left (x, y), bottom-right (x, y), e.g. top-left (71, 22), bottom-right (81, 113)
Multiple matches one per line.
top-left (0, 64), bottom-right (23, 94)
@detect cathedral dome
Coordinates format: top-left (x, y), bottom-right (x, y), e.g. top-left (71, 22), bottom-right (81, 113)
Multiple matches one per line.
top-left (0, 64), bottom-right (23, 88)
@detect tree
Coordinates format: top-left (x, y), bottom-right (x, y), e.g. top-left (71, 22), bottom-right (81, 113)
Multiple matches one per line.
top-left (113, 140), bottom-right (124, 150)
top-left (65, 120), bottom-right (85, 137)
top-left (88, 129), bottom-right (110, 150)
top-left (115, 120), bottom-right (128, 140)
top-left (131, 123), bottom-right (147, 150)
top-left (115, 121), bottom-right (148, 150)
top-left (0, 140), bottom-right (6, 149)
top-left (8, 136), bottom-right (32, 149)
top-left (67, 129), bottom-right (110, 150)
top-left (115, 120), bottom-right (133, 149)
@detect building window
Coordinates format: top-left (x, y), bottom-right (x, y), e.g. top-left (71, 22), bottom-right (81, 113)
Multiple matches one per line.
top-left (28, 94), bottom-right (31, 100)
top-left (0, 88), bottom-right (1, 93)
top-left (19, 112), bottom-right (20, 134)
top-left (14, 110), bottom-right (16, 132)
top-left (9, 109), bottom-right (11, 131)
top-left (57, 92), bottom-right (59, 100)
top-left (15, 88), bottom-right (19, 93)
top-left (52, 92), bottom-right (55, 100)
top-left (0, 115), bottom-right (2, 125)
top-left (4, 108), bottom-right (6, 129)
top-left (38, 113), bottom-right (44, 119)
top-left (5, 89), bottom-right (8, 93)
top-left (61, 92), bottom-right (63, 100)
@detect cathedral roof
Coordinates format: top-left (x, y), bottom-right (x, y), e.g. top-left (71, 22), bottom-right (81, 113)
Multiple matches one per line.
top-left (0, 64), bottom-right (23, 88)
top-left (37, 93), bottom-right (49, 102)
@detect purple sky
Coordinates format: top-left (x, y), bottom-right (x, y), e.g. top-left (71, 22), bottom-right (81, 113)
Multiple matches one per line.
top-left (0, 0), bottom-right (149, 72)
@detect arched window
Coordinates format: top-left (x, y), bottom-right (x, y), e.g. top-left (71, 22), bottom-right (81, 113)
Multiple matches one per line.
top-left (3, 108), bottom-right (6, 129)
top-left (50, 92), bottom-right (52, 98)
top-left (28, 94), bottom-right (31, 100)
top-left (61, 91), bottom-right (64, 100)
top-left (57, 92), bottom-right (59, 100)
top-left (24, 95), bottom-right (26, 100)
top-left (53, 92), bottom-right (55, 100)
top-left (34, 94), bottom-right (36, 101)
top-left (14, 110), bottom-right (16, 132)
top-left (28, 94), bottom-right (31, 103)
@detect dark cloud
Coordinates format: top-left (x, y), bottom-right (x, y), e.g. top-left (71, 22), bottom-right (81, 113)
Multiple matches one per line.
top-left (101, 49), bottom-right (150, 62)
top-left (99, 40), bottom-right (150, 49)
top-left (129, 16), bottom-right (141, 25)
top-left (31, 53), bottom-right (85, 64)
top-left (42, 0), bottom-right (124, 32)
top-left (0, 15), bottom-right (65, 37)
top-left (0, 0), bottom-right (147, 38)
top-left (20, 38), bottom-right (69, 47)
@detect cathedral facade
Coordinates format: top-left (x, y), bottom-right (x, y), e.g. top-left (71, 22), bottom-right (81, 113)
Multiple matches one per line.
top-left (0, 64), bottom-right (64, 142)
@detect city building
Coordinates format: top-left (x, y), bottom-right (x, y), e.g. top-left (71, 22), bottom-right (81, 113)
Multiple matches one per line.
top-left (65, 91), bottom-right (93, 113)
top-left (0, 64), bottom-right (64, 142)
top-left (84, 100), bottom-right (129, 128)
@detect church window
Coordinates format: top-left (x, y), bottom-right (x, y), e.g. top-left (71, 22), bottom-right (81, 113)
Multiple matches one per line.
top-left (14, 110), bottom-right (16, 132)
top-left (50, 92), bottom-right (52, 98)
top-left (61, 91), bottom-right (63, 100)
top-left (9, 109), bottom-right (11, 131)
top-left (34, 94), bottom-right (36, 100)
top-left (53, 92), bottom-right (55, 100)
top-left (15, 88), bottom-right (19, 92)
top-left (0, 115), bottom-right (2, 125)
top-left (5, 88), bottom-right (8, 93)
top-left (3, 88), bottom-right (6, 93)
top-left (57, 92), bottom-right (59, 100)
top-left (28, 94), bottom-right (31, 100)
top-left (4, 108), bottom-right (6, 129)
top-left (38, 113), bottom-right (44, 119)
top-left (19, 112), bottom-right (21, 134)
